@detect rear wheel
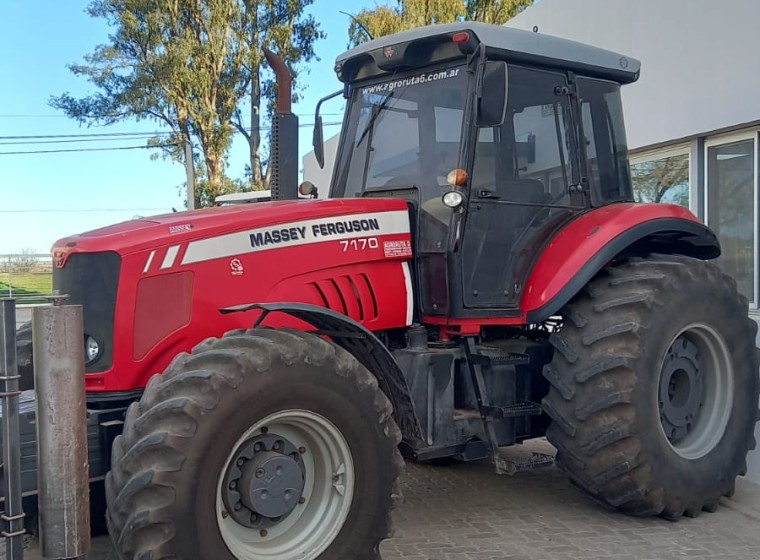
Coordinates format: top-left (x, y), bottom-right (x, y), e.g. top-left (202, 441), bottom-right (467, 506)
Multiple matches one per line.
top-left (543, 254), bottom-right (760, 519)
top-left (105, 328), bottom-right (403, 559)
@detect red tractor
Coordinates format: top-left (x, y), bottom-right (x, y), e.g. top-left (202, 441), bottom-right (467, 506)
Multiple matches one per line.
top-left (10, 21), bottom-right (760, 559)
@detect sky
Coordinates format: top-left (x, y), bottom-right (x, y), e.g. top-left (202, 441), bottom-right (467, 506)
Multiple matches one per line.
top-left (0, 0), bottom-right (377, 255)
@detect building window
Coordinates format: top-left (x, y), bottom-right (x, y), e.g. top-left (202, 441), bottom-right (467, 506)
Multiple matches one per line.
top-left (706, 138), bottom-right (756, 303)
top-left (630, 152), bottom-right (690, 207)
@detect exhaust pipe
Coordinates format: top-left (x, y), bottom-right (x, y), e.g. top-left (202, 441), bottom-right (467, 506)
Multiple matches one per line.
top-left (263, 48), bottom-right (298, 201)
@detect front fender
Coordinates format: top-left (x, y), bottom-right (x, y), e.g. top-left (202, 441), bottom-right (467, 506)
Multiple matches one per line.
top-left (522, 203), bottom-right (719, 323)
top-left (220, 301), bottom-right (425, 445)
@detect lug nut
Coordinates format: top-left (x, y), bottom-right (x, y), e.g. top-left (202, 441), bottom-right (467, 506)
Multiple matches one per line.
top-left (237, 458), bottom-right (245, 467)
top-left (298, 497), bottom-right (306, 504)
top-left (234, 503), bottom-right (242, 511)
top-left (255, 468), bottom-right (265, 478)
top-left (273, 441), bottom-right (281, 450)
top-left (222, 510), bottom-right (229, 519)
top-left (230, 481), bottom-right (237, 489)
top-left (299, 446), bottom-right (306, 454)
top-left (261, 426), bottom-right (268, 434)
top-left (260, 529), bottom-right (268, 537)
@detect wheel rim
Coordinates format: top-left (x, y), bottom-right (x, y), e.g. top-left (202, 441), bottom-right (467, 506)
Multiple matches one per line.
top-left (216, 410), bottom-right (355, 559)
top-left (658, 323), bottom-right (734, 459)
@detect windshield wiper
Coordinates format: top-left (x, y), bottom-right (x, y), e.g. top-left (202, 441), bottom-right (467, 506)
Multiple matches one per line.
top-left (355, 91), bottom-right (394, 147)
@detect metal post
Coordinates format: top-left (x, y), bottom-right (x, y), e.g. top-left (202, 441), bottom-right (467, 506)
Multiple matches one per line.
top-left (1, 298), bottom-right (25, 559)
top-left (33, 304), bottom-right (90, 559)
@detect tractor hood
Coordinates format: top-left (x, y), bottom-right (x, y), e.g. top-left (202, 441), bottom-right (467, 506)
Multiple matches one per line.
top-left (52, 198), bottom-right (410, 266)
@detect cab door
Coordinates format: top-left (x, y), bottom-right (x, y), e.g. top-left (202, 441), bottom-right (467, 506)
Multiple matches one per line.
top-left (458, 65), bottom-right (583, 309)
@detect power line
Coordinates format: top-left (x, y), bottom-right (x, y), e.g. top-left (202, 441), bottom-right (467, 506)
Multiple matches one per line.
top-left (0, 121), bottom-right (342, 142)
top-left (0, 131), bottom-right (170, 140)
top-left (0, 122), bottom-right (342, 155)
top-left (0, 208), bottom-right (169, 213)
top-left (0, 114), bottom-right (69, 118)
top-left (0, 112), bottom-right (345, 119)
top-left (0, 136), bottom-right (159, 146)
top-left (0, 144), bottom-right (180, 156)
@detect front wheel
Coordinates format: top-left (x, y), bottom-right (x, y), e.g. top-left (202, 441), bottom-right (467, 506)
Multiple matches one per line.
top-left (105, 328), bottom-right (403, 559)
top-left (543, 255), bottom-right (760, 519)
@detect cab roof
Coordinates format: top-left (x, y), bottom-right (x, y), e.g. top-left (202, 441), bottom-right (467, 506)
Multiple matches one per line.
top-left (336, 21), bottom-right (640, 85)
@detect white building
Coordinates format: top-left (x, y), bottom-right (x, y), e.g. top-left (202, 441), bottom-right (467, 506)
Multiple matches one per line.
top-left (302, 0), bottom-right (760, 482)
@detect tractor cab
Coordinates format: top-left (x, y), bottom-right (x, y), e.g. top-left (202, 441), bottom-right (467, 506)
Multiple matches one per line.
top-left (326, 22), bottom-right (639, 319)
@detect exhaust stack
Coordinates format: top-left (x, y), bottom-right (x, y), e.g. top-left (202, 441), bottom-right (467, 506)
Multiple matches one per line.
top-left (263, 48), bottom-right (299, 201)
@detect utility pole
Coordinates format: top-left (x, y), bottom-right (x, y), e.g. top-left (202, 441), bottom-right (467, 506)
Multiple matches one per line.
top-left (185, 140), bottom-right (195, 210)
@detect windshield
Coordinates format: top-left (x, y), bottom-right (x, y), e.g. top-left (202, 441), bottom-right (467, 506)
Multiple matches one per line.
top-left (333, 65), bottom-right (468, 204)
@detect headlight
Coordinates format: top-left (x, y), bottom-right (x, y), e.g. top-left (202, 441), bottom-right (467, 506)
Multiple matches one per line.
top-left (85, 335), bottom-right (101, 365)
top-left (442, 190), bottom-right (465, 209)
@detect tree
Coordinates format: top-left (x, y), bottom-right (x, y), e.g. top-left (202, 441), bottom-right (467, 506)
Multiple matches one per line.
top-left (630, 156), bottom-right (689, 206)
top-left (347, 0), bottom-right (535, 46)
top-left (51, 0), bottom-right (323, 206)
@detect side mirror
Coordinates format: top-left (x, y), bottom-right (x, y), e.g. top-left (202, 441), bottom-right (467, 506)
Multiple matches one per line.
top-left (477, 61), bottom-right (508, 128)
top-left (313, 89), bottom-right (342, 170)
top-left (312, 116), bottom-right (325, 169)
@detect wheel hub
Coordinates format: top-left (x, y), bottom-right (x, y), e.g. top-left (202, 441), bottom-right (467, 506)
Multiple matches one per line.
top-left (222, 434), bottom-right (305, 529)
top-left (659, 335), bottom-right (705, 444)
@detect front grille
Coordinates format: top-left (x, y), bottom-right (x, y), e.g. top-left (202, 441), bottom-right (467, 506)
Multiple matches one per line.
top-left (53, 252), bottom-right (121, 373)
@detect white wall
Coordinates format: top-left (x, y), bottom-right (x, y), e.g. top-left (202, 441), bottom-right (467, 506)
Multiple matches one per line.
top-left (302, 134), bottom-right (340, 196)
top-left (506, 0), bottom-right (760, 151)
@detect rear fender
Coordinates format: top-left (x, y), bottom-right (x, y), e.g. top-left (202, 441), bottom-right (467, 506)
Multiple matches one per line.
top-left (220, 301), bottom-right (425, 445)
top-left (522, 203), bottom-right (720, 323)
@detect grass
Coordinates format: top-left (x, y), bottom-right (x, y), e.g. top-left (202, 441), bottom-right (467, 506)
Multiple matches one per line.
top-left (0, 273), bottom-right (53, 301)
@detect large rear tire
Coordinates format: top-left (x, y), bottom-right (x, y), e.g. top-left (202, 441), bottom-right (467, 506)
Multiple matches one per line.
top-left (543, 254), bottom-right (760, 519)
top-left (105, 328), bottom-right (403, 559)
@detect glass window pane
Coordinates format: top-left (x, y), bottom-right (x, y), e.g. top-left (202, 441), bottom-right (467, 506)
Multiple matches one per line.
top-left (577, 77), bottom-right (633, 205)
top-left (707, 140), bottom-right (755, 302)
top-left (630, 153), bottom-right (689, 206)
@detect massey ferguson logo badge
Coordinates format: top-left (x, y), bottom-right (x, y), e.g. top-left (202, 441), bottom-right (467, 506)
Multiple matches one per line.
top-left (383, 46), bottom-right (394, 58)
top-left (53, 250), bottom-right (66, 268)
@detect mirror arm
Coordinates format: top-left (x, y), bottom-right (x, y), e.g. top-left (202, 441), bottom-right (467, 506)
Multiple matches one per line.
top-left (313, 89), bottom-right (343, 169)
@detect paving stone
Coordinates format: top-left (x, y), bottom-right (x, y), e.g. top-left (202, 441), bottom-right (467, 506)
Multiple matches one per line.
top-left (6, 450), bottom-right (760, 559)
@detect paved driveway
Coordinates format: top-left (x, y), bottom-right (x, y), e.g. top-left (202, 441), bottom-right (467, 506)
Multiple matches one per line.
top-left (10, 440), bottom-right (760, 560)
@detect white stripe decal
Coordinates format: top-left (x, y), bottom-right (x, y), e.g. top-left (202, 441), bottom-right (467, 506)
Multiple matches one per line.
top-left (143, 250), bottom-right (156, 274)
top-left (161, 245), bottom-right (180, 269)
top-left (401, 261), bottom-right (414, 326)
top-left (181, 210), bottom-right (410, 265)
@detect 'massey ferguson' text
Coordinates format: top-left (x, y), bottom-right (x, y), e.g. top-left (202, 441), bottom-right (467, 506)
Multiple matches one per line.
top-left (250, 218), bottom-right (380, 248)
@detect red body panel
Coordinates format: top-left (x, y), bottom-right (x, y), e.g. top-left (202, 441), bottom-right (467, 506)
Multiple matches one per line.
top-left (520, 203), bottom-right (702, 313)
top-left (52, 199), bottom-right (413, 393)
top-left (423, 202), bottom-right (705, 330)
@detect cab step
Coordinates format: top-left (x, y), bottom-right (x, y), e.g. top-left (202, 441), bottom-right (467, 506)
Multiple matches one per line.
top-left (468, 351), bottom-right (531, 367)
top-left (481, 401), bottom-right (544, 419)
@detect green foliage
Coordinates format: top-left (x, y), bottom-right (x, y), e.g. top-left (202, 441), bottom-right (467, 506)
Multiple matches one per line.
top-left (347, 0), bottom-right (535, 46)
top-left (50, 0), bottom-right (324, 206)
